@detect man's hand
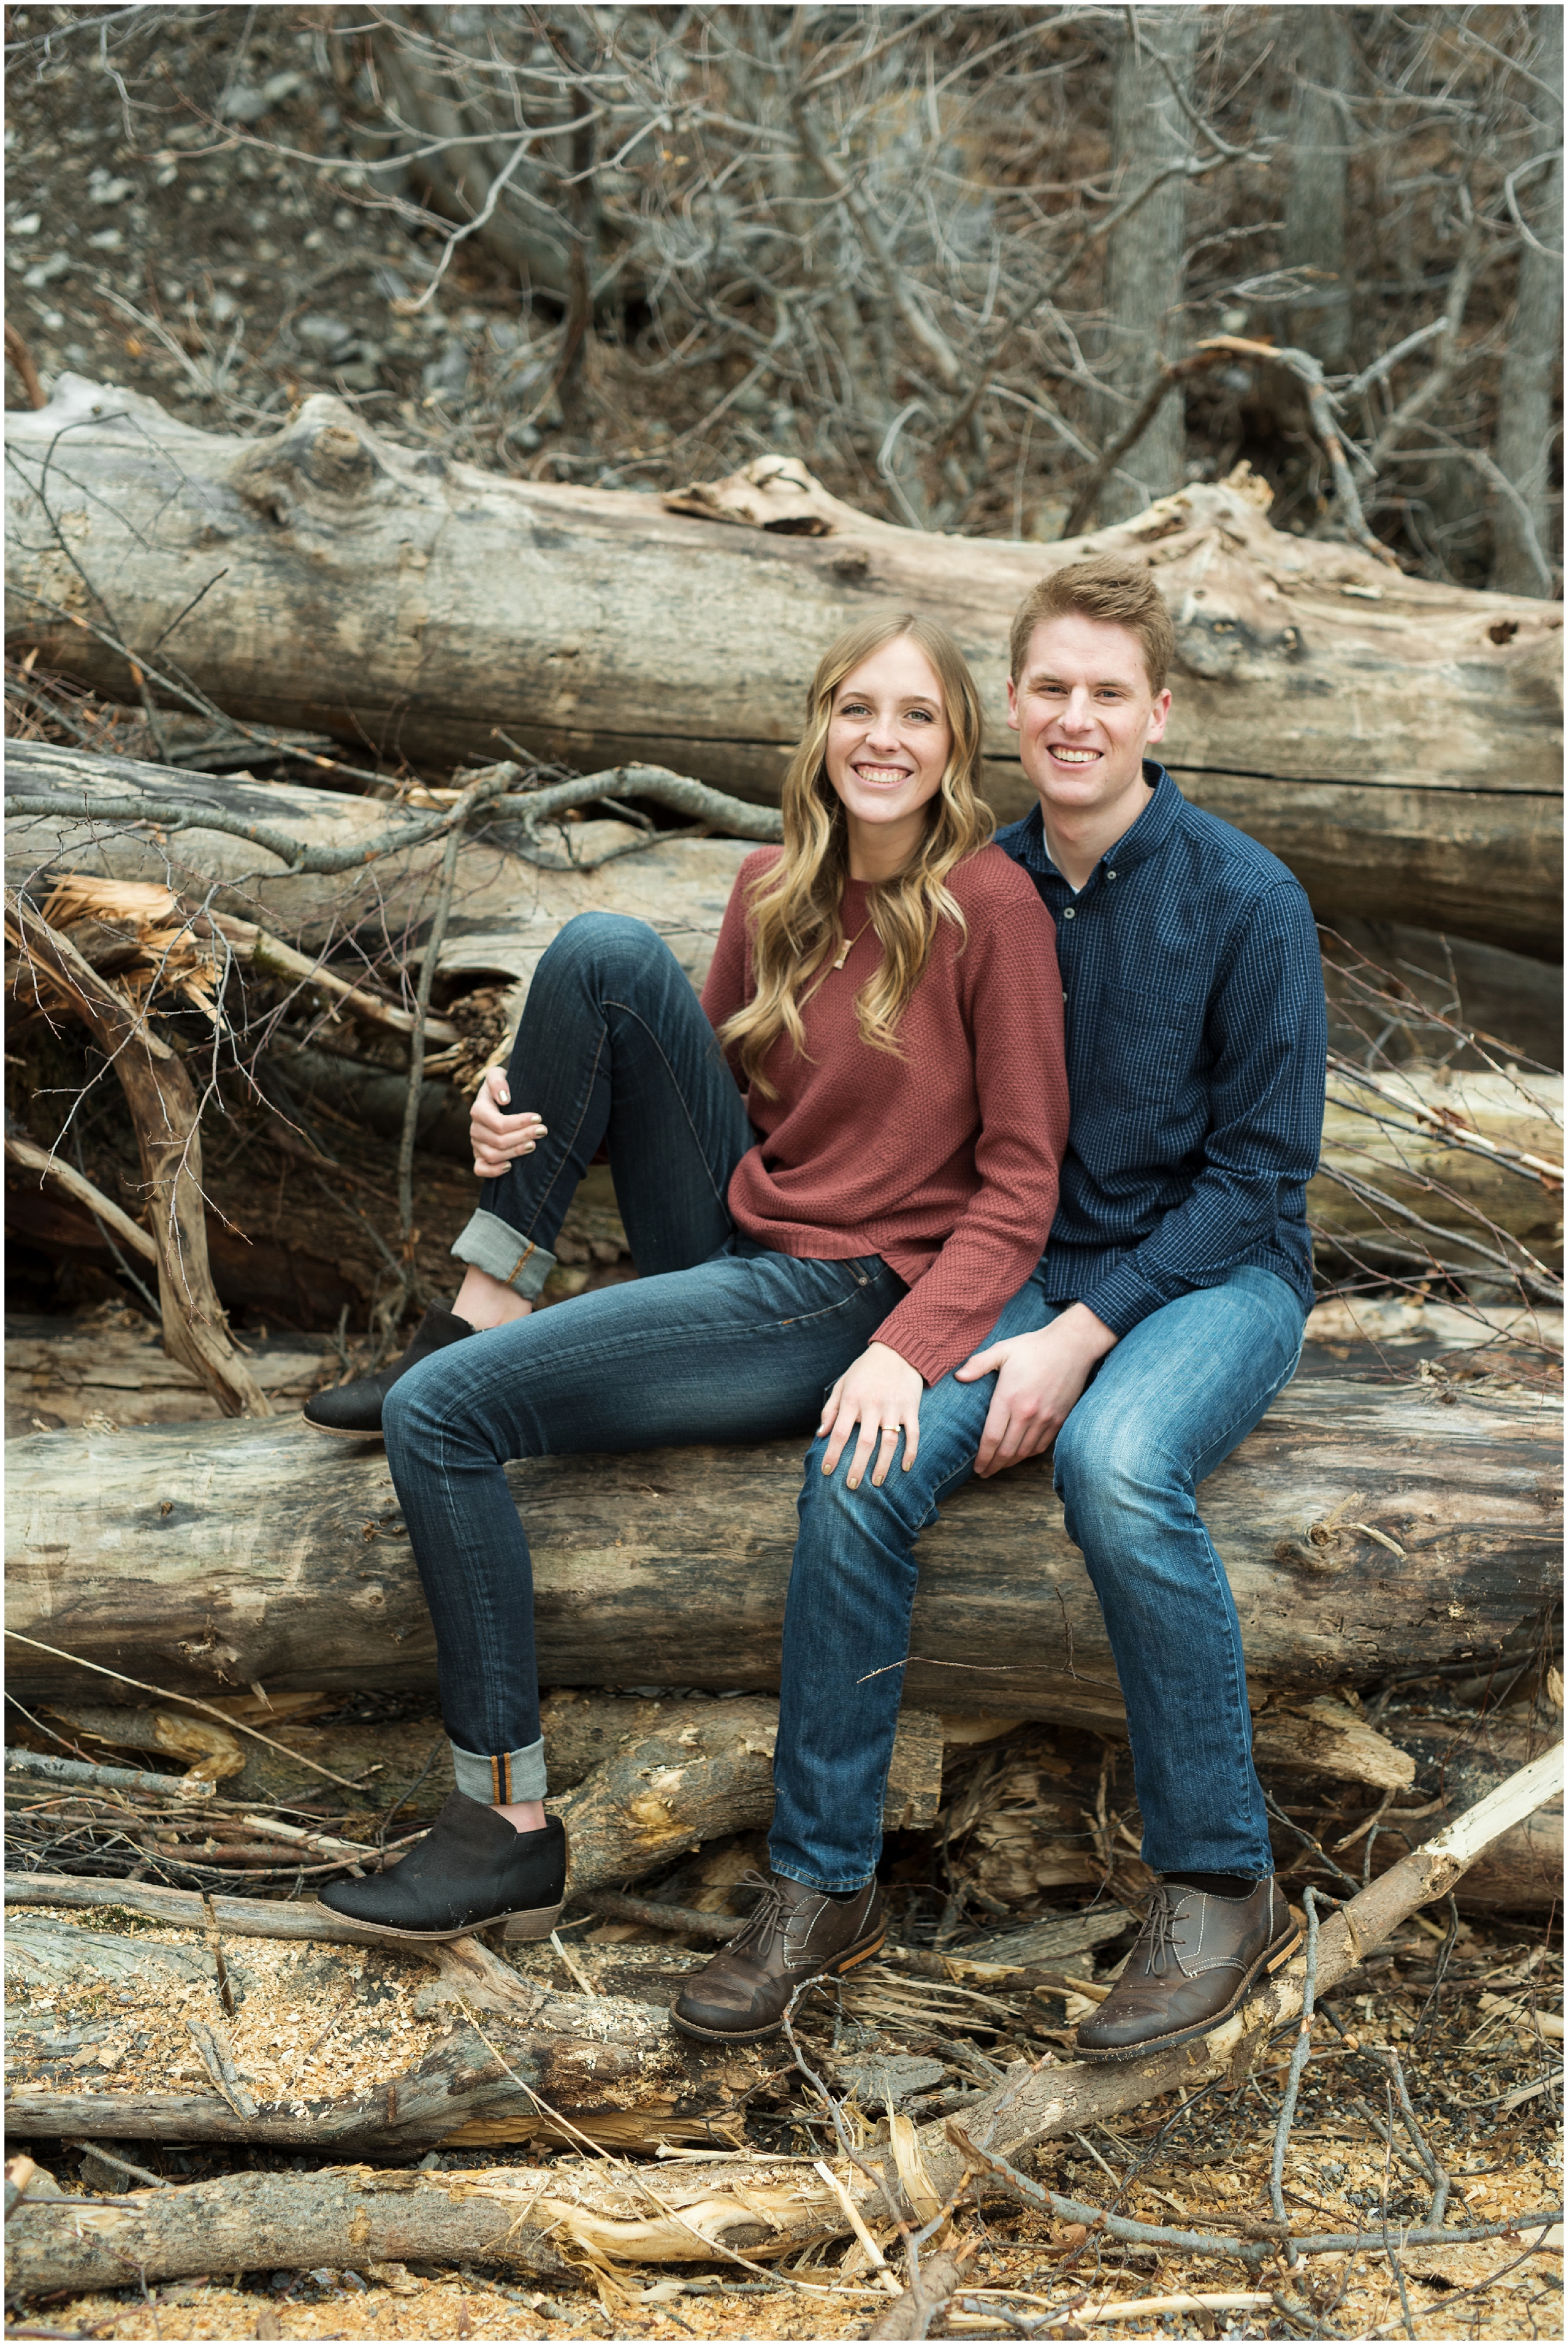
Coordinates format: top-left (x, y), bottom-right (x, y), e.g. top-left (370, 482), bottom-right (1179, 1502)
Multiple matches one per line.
top-left (955, 1303), bottom-right (1118, 1477)
top-left (818, 1342), bottom-right (925, 1491)
top-left (470, 1065), bottom-right (547, 1180)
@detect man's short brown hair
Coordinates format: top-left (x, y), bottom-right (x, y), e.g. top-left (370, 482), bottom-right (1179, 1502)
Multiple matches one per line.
top-left (1009, 556), bottom-right (1176, 696)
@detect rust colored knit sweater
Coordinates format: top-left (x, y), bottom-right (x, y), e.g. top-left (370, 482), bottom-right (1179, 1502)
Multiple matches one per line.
top-left (700, 845), bottom-right (1069, 1385)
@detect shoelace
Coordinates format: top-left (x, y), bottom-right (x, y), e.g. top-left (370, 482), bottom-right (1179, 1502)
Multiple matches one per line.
top-left (1131, 1886), bottom-right (1192, 1979)
top-left (725, 1869), bottom-right (795, 1957)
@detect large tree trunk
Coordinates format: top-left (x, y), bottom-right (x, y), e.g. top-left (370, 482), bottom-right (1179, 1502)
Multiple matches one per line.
top-left (1091, 9), bottom-right (1199, 523)
top-left (1490, 5), bottom-right (1563, 599)
top-left (5, 385), bottom-right (1560, 956)
top-left (6, 1378), bottom-right (1557, 1732)
top-left (3, 742), bottom-right (753, 976)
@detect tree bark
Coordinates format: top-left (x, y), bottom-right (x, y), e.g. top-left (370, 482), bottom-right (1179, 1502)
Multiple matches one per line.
top-left (1283, 11), bottom-right (1354, 369)
top-left (4, 897), bottom-right (270, 1419)
top-left (8, 1748), bottom-right (1559, 2297)
top-left (1490, 6), bottom-right (1563, 598)
top-left (6, 1378), bottom-right (1558, 1731)
top-left (1091, 9), bottom-right (1199, 524)
top-left (5, 388), bottom-right (1560, 955)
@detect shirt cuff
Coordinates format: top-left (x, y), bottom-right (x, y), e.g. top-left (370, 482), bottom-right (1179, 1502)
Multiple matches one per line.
top-left (1076, 1262), bottom-right (1172, 1340)
top-left (450, 1209), bottom-right (558, 1300)
top-left (450, 1735), bottom-right (548, 1805)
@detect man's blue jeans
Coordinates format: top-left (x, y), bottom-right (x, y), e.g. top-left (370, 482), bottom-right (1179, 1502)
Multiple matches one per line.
top-left (771, 1266), bottom-right (1305, 1888)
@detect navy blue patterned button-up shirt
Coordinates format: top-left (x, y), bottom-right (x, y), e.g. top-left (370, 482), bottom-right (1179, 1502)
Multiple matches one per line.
top-left (995, 762), bottom-right (1326, 1336)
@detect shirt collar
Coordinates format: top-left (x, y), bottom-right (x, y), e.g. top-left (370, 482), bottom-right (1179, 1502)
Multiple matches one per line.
top-left (1014, 760), bottom-right (1180, 882)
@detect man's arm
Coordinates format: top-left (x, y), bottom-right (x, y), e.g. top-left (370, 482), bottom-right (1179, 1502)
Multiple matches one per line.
top-left (1073, 883), bottom-right (1326, 1338)
top-left (956, 883), bottom-right (1326, 1472)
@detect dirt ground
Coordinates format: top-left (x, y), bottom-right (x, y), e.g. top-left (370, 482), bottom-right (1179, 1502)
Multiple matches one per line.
top-left (7, 1895), bottom-right (1562, 2342)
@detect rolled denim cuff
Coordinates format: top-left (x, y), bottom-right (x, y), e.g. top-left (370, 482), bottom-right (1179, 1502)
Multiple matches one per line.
top-left (450, 1208), bottom-right (558, 1300)
top-left (450, 1736), bottom-right (548, 1806)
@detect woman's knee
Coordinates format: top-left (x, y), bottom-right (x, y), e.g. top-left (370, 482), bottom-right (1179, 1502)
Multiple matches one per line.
top-left (381, 1349), bottom-right (480, 1465)
top-left (798, 1438), bottom-right (930, 1550)
top-left (379, 1363), bottom-right (432, 1464)
top-left (535, 912), bottom-right (665, 997)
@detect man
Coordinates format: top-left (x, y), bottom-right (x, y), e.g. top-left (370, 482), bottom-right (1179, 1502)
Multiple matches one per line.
top-left (670, 556), bottom-right (1325, 2057)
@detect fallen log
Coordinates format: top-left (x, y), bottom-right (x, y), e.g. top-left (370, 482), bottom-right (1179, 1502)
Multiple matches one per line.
top-left (6, 1378), bottom-right (1559, 1734)
top-left (6, 383), bottom-right (1561, 955)
top-left (2, 1902), bottom-right (765, 2159)
top-left (3, 742), bottom-right (753, 978)
top-left (6, 1746), bottom-right (1558, 2299)
top-left (1313, 1065), bottom-right (1564, 1278)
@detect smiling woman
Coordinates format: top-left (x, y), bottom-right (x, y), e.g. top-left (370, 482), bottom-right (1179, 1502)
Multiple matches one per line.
top-left (716, 615), bottom-right (992, 1090)
top-left (299, 613), bottom-right (1070, 2046)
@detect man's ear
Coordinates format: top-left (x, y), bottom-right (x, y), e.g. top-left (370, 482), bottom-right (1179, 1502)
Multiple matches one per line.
top-left (1147, 688), bottom-right (1172, 745)
top-left (1005, 675), bottom-right (1021, 733)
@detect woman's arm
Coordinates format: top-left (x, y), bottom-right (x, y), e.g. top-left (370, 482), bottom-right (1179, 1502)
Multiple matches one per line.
top-left (869, 891), bottom-right (1069, 1386)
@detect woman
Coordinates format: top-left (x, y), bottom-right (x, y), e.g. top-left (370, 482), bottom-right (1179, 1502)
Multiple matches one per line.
top-left (316, 614), bottom-right (1069, 2013)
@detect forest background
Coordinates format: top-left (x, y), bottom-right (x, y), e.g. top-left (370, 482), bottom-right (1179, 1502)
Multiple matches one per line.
top-left (4, 1), bottom-right (1562, 592)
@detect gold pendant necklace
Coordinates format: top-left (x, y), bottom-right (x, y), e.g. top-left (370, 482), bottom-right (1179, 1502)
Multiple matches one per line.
top-left (831, 918), bottom-right (872, 970)
top-left (802, 918), bottom-right (874, 1011)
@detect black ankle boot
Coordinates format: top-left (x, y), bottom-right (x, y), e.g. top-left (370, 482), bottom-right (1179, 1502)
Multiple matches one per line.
top-left (318, 1792), bottom-right (568, 1942)
top-left (302, 1305), bottom-right (473, 1439)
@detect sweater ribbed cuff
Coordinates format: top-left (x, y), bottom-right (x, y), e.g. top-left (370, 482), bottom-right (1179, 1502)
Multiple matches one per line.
top-left (449, 1736), bottom-right (548, 1805)
top-left (450, 1209), bottom-right (557, 1300)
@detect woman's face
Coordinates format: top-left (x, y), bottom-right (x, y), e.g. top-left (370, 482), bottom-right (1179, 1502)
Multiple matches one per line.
top-left (824, 637), bottom-right (953, 848)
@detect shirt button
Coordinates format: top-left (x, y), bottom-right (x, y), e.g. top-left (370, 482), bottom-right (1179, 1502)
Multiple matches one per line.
top-left (1063, 907), bottom-right (1075, 920)
top-left (1107, 869), bottom-right (1117, 880)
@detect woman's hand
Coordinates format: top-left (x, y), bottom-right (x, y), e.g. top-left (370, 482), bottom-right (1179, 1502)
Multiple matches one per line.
top-left (470, 1066), bottom-right (548, 1180)
top-left (818, 1342), bottom-right (924, 1491)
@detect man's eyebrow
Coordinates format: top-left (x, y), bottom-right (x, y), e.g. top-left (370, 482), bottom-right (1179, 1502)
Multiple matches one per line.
top-left (1025, 669), bottom-right (1133, 689)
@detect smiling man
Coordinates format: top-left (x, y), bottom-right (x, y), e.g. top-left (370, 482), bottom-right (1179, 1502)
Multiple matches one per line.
top-left (955, 555), bottom-right (1328, 2059)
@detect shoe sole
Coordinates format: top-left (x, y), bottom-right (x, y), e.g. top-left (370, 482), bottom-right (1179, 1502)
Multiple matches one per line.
top-left (300, 1412), bottom-right (384, 1442)
top-left (1074, 1925), bottom-right (1303, 2065)
top-left (312, 1895), bottom-right (566, 1945)
top-left (668, 1924), bottom-right (887, 2044)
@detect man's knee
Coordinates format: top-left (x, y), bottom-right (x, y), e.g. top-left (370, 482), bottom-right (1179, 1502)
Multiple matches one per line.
top-left (1053, 1403), bottom-right (1178, 1534)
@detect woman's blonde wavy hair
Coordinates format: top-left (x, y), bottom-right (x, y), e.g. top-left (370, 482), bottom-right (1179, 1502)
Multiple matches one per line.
top-left (718, 612), bottom-right (993, 1097)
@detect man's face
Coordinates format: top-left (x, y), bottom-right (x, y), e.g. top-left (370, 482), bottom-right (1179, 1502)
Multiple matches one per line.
top-left (1007, 614), bottom-right (1172, 822)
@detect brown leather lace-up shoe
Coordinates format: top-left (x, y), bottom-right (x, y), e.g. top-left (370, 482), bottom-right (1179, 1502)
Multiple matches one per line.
top-left (1074, 1877), bottom-right (1300, 2062)
top-left (671, 1870), bottom-right (885, 2043)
